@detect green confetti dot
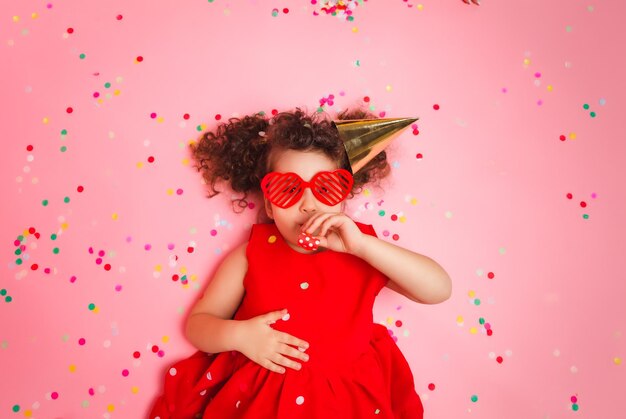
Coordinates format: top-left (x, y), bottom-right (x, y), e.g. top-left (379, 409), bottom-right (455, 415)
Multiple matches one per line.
top-left (17, 235), bottom-right (24, 242)
top-left (196, 125), bottom-right (202, 131)
top-left (16, 258), bottom-right (23, 265)
top-left (81, 400), bottom-right (90, 408)
top-left (471, 395), bottom-right (478, 402)
top-left (316, 107), bottom-right (324, 113)
top-left (61, 334), bottom-right (69, 342)
top-left (51, 233), bottom-right (57, 240)
top-left (368, 104), bottom-right (376, 111)
top-left (42, 199), bottom-right (49, 206)
top-left (53, 247), bottom-right (60, 254)
top-left (60, 146), bottom-right (67, 152)
top-left (572, 403), bottom-right (579, 411)
top-left (14, 248), bottom-right (22, 256)
top-left (590, 111), bottom-right (596, 118)
top-left (583, 103), bottom-right (589, 110)
top-left (104, 82), bottom-right (111, 88)
top-left (272, 10), bottom-right (278, 17)
top-left (79, 53), bottom-right (86, 59)
top-left (0, 289), bottom-right (6, 296)
top-left (355, 60), bottom-right (361, 66)
top-left (582, 214), bottom-right (589, 219)
top-left (565, 25), bottom-right (573, 32)
top-left (257, 111), bottom-right (266, 116)
top-left (61, 129), bottom-right (68, 136)
top-left (474, 299), bottom-right (481, 305)
top-left (88, 303), bottom-right (95, 310)
top-left (347, 16), bottom-right (354, 22)
top-left (5, 296), bottom-right (12, 303)
top-left (378, 210), bottom-right (385, 216)
top-left (64, 196), bottom-right (70, 203)
top-left (479, 317), bottom-right (485, 325)
top-left (12, 405), bottom-right (20, 413)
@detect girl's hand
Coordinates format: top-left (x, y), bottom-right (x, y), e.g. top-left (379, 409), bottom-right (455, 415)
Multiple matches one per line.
top-left (301, 212), bottom-right (364, 255)
top-left (235, 309), bottom-right (310, 374)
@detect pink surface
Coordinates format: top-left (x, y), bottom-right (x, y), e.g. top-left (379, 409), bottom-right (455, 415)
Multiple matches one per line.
top-left (1, 1), bottom-right (625, 418)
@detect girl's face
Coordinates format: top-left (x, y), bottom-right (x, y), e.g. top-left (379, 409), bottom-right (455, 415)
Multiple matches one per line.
top-left (264, 149), bottom-right (347, 254)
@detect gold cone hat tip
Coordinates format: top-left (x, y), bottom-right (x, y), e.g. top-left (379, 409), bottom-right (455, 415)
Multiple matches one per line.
top-left (333, 117), bottom-right (418, 174)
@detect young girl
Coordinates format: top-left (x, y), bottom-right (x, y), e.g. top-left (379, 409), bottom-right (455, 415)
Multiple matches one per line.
top-left (149, 108), bottom-right (452, 418)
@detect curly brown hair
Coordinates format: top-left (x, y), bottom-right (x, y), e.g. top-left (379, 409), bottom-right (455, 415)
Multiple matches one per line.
top-left (190, 107), bottom-right (391, 214)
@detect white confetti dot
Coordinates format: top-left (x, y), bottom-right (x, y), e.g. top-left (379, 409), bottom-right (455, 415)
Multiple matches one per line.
top-left (236, 400), bottom-right (241, 408)
top-left (296, 395), bottom-right (305, 405)
top-left (282, 313), bottom-right (290, 321)
top-left (169, 368), bottom-right (177, 376)
top-left (300, 282), bottom-right (309, 290)
top-left (200, 390), bottom-right (207, 396)
top-left (207, 372), bottom-right (212, 380)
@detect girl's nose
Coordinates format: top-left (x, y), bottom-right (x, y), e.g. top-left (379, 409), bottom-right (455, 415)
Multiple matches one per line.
top-left (299, 188), bottom-right (317, 213)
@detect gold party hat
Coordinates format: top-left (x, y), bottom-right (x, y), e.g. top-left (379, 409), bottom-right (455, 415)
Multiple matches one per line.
top-left (333, 117), bottom-right (418, 174)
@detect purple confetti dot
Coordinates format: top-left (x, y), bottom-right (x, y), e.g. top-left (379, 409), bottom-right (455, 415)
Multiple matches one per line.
top-left (144, 244), bottom-right (152, 251)
top-left (382, 230), bottom-right (390, 237)
top-left (115, 285), bottom-right (122, 291)
top-left (167, 243), bottom-right (175, 250)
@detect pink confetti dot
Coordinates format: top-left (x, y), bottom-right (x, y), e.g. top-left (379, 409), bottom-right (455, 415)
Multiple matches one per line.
top-left (210, 229), bottom-right (217, 236)
top-left (158, 350), bottom-right (165, 357)
top-left (95, 258), bottom-right (102, 265)
top-left (534, 72), bottom-right (541, 78)
top-left (115, 285), bottom-right (122, 291)
top-left (537, 100), bottom-right (543, 106)
top-left (501, 87), bottom-right (508, 93)
top-left (571, 396), bottom-right (578, 403)
top-left (98, 250), bottom-right (105, 257)
top-left (88, 388), bottom-right (95, 396)
top-left (144, 244), bottom-right (152, 251)
top-left (167, 243), bottom-right (175, 250)
top-left (51, 392), bottom-right (59, 400)
top-left (78, 338), bottom-right (86, 345)
top-left (176, 188), bottom-right (183, 195)
top-left (70, 276), bottom-right (77, 283)
top-left (150, 112), bottom-right (157, 119)
top-left (122, 369), bottom-right (129, 377)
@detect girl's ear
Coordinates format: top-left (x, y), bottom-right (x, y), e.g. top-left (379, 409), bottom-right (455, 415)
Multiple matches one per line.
top-left (264, 197), bottom-right (274, 220)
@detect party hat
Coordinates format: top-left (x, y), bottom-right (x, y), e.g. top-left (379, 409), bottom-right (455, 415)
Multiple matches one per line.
top-left (333, 117), bottom-right (418, 174)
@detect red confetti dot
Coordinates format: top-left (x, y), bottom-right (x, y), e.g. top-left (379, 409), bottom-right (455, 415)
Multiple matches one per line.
top-left (415, 153), bottom-right (423, 160)
top-left (496, 356), bottom-right (503, 363)
top-left (433, 104), bottom-right (440, 110)
top-left (147, 156), bottom-right (155, 163)
top-left (391, 214), bottom-right (398, 221)
top-left (487, 329), bottom-right (493, 336)
top-left (136, 56), bottom-right (144, 62)
top-left (77, 185), bottom-right (84, 192)
top-left (31, 264), bottom-right (38, 271)
top-left (566, 193), bottom-right (573, 199)
top-left (559, 135), bottom-right (566, 141)
top-left (172, 274), bottom-right (179, 282)
top-left (116, 14), bottom-right (123, 20)
top-left (66, 107), bottom-right (73, 113)
top-left (412, 129), bottom-right (419, 135)
top-left (363, 96), bottom-right (370, 102)
top-left (271, 109), bottom-right (279, 115)
top-left (392, 234), bottom-right (399, 241)
top-left (487, 272), bottom-right (495, 279)
top-left (428, 383), bottom-right (436, 391)
top-left (67, 28), bottom-right (74, 34)
top-left (104, 264), bottom-right (111, 271)
top-left (27, 145), bottom-right (34, 151)
top-left (29, 227), bottom-right (36, 234)
top-left (34, 232), bottom-right (41, 239)
top-left (133, 351), bottom-right (141, 359)
top-left (395, 320), bottom-right (402, 327)
top-left (580, 201), bottom-right (587, 208)
top-left (187, 246), bottom-right (194, 253)
top-left (183, 113), bottom-right (190, 120)
top-left (215, 114), bottom-right (222, 120)
top-left (151, 345), bottom-right (159, 353)
top-left (283, 8), bottom-right (289, 13)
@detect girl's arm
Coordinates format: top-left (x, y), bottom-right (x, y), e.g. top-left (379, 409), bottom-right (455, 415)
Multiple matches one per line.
top-left (185, 242), bottom-right (249, 353)
top-left (301, 213), bottom-right (452, 305)
top-left (354, 234), bottom-right (452, 304)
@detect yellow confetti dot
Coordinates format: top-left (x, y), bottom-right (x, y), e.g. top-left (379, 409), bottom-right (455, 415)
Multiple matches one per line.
top-left (112, 213), bottom-right (119, 220)
top-left (136, 162), bottom-right (144, 169)
top-left (386, 317), bottom-right (394, 325)
top-left (69, 364), bottom-right (77, 373)
top-left (468, 290), bottom-right (475, 298)
top-left (42, 117), bottom-right (49, 124)
top-left (569, 132), bottom-right (577, 140)
top-left (24, 410), bottom-right (32, 417)
top-left (615, 357), bottom-right (622, 365)
top-left (417, 4), bottom-right (424, 10)
top-left (363, 189), bottom-right (371, 197)
top-left (107, 404), bottom-right (115, 412)
top-left (180, 267), bottom-right (187, 274)
top-left (386, 85), bottom-right (392, 92)
top-left (352, 26), bottom-right (359, 33)
top-left (93, 307), bottom-right (100, 314)
top-left (410, 198), bottom-right (418, 205)
top-left (131, 386), bottom-right (139, 394)
top-left (268, 235), bottom-right (277, 244)
top-left (162, 336), bottom-right (170, 343)
top-left (31, 13), bottom-right (39, 19)
top-left (61, 222), bottom-right (69, 231)
top-left (97, 98), bottom-right (104, 104)
top-left (181, 158), bottom-right (190, 166)
top-left (470, 327), bottom-right (478, 334)
top-left (155, 265), bottom-right (162, 272)
top-left (157, 116), bottom-right (165, 123)
top-left (399, 216), bottom-right (406, 223)
top-left (547, 85), bottom-right (553, 92)
top-left (456, 315), bottom-right (464, 324)
top-left (166, 188), bottom-right (174, 195)
top-left (114, 89), bottom-right (121, 96)
top-left (523, 58), bottom-right (531, 66)
top-left (13, 16), bottom-right (20, 22)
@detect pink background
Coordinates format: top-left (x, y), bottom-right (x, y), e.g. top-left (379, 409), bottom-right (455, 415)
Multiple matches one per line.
top-left (2, 1), bottom-right (625, 418)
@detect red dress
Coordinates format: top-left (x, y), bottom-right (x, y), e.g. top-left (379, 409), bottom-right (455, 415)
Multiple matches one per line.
top-left (150, 222), bottom-right (424, 418)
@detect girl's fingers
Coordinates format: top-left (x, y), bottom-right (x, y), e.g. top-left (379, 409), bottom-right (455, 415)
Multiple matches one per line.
top-left (280, 343), bottom-right (310, 363)
top-left (272, 353), bottom-right (302, 371)
top-left (263, 309), bottom-right (288, 324)
top-left (278, 332), bottom-right (309, 351)
top-left (261, 358), bottom-right (286, 374)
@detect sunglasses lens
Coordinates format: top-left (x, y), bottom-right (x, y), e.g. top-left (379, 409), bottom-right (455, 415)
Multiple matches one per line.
top-left (312, 170), bottom-right (353, 205)
top-left (262, 173), bottom-right (303, 208)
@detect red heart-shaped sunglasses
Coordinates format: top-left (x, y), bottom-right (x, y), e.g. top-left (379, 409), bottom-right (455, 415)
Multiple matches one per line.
top-left (260, 169), bottom-right (354, 209)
